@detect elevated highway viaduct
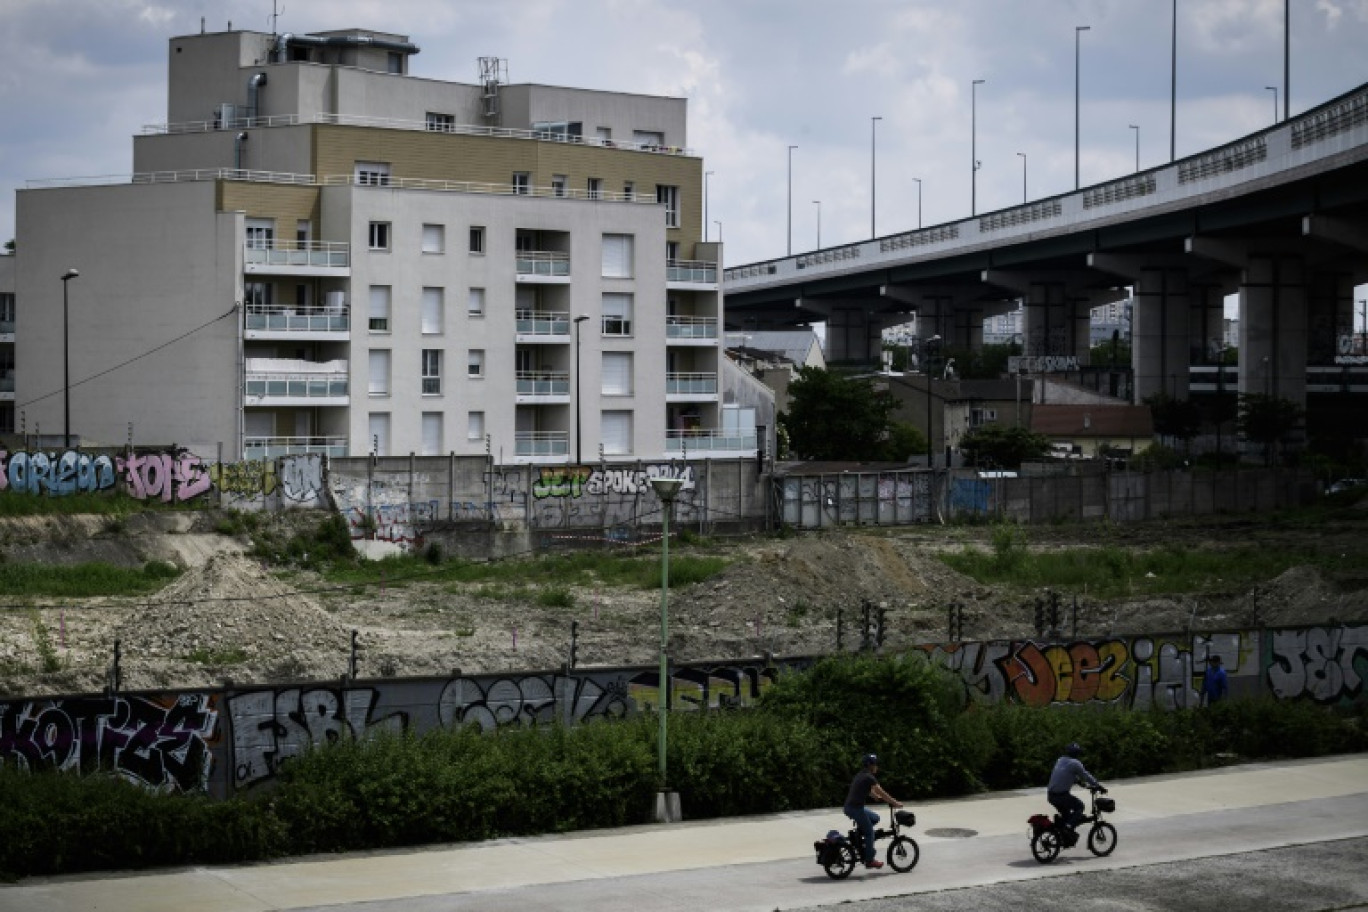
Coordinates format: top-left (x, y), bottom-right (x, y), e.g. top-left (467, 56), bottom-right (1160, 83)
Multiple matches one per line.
top-left (723, 82), bottom-right (1368, 450)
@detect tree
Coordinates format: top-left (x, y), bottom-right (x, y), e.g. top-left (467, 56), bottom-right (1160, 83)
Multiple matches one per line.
top-left (781, 367), bottom-right (898, 460)
top-left (1237, 393), bottom-right (1304, 466)
top-left (957, 424), bottom-right (1051, 469)
top-left (1144, 392), bottom-right (1202, 454)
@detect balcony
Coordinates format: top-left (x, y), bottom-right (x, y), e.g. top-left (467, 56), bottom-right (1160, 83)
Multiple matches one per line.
top-left (666, 259), bottom-right (718, 287)
top-left (245, 240), bottom-right (350, 276)
top-left (243, 436), bottom-right (349, 459)
top-left (515, 251), bottom-right (570, 283)
top-left (666, 315), bottom-right (719, 342)
top-left (666, 429), bottom-right (757, 455)
top-left (515, 310), bottom-right (570, 340)
top-left (515, 431), bottom-right (569, 459)
top-left (0, 369), bottom-right (13, 398)
top-left (245, 304), bottom-right (349, 338)
top-left (666, 372), bottom-right (718, 398)
top-left (245, 358), bottom-right (349, 405)
top-left (516, 370), bottom-right (571, 401)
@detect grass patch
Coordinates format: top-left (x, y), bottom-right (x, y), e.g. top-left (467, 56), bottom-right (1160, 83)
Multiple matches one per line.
top-left (29, 610), bottom-right (61, 673)
top-left (186, 646), bottom-right (250, 666)
top-left (0, 560), bottom-right (180, 598)
top-left (0, 491), bottom-right (171, 518)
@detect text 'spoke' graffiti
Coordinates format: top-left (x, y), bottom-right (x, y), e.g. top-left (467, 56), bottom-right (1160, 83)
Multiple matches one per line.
top-left (1268, 626), bottom-right (1368, 703)
top-left (118, 450), bottom-right (214, 502)
top-left (0, 450), bottom-right (118, 496)
top-left (227, 687), bottom-right (406, 788)
top-left (533, 465), bottom-right (697, 500)
top-left (0, 694), bottom-right (218, 793)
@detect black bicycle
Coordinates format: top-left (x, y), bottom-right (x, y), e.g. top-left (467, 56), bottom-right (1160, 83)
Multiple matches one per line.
top-left (814, 805), bottom-right (920, 879)
top-left (1028, 785), bottom-right (1117, 863)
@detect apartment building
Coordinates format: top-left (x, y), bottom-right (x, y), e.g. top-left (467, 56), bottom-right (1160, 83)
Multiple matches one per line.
top-left (11, 26), bottom-right (738, 462)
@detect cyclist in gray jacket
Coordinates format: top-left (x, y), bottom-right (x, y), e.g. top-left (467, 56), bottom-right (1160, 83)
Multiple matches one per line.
top-left (1047, 742), bottom-right (1105, 840)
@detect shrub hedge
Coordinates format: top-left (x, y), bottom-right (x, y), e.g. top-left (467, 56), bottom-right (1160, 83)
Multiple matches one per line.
top-left (1, 653), bottom-right (1363, 881)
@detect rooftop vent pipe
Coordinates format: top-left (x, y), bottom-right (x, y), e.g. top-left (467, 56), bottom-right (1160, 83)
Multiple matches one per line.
top-left (273, 32), bottom-right (420, 62)
top-left (235, 132), bottom-right (248, 171)
top-left (247, 72), bottom-right (267, 122)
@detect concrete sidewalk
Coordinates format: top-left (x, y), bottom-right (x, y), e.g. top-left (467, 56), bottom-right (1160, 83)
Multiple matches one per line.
top-left (3, 754), bottom-right (1366, 912)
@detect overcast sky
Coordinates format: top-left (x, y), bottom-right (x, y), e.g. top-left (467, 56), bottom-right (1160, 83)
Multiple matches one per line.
top-left (3, 0), bottom-right (1368, 270)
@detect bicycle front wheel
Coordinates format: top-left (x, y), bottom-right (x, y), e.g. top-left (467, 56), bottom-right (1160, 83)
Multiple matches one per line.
top-left (887, 835), bottom-right (920, 872)
top-left (1088, 821), bottom-right (1118, 857)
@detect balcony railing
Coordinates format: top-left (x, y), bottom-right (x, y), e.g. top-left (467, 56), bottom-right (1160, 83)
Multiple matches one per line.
top-left (667, 260), bottom-right (718, 284)
top-left (515, 431), bottom-right (569, 457)
top-left (516, 371), bottom-right (571, 396)
top-left (516, 251), bottom-right (570, 277)
top-left (245, 304), bottom-right (349, 332)
top-left (666, 429), bottom-right (757, 453)
top-left (245, 371), bottom-right (349, 399)
top-left (666, 372), bottom-right (718, 395)
top-left (515, 310), bottom-right (570, 336)
top-left (244, 240), bottom-right (350, 268)
top-left (666, 316), bottom-right (719, 340)
top-left (243, 436), bottom-right (348, 459)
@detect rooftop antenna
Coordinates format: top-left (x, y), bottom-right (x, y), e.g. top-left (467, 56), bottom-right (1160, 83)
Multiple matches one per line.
top-left (270, 0), bottom-right (284, 37)
top-left (479, 57), bottom-right (507, 122)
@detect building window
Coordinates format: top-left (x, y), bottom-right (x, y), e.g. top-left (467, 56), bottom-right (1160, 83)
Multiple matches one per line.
top-left (421, 287), bottom-right (443, 334)
top-left (425, 112), bottom-right (455, 132)
top-left (602, 352), bottom-right (633, 396)
top-left (422, 349), bottom-right (442, 395)
top-left (596, 126), bottom-right (612, 142)
top-left (601, 411), bottom-right (632, 456)
top-left (422, 224), bottom-right (445, 253)
top-left (468, 287), bottom-right (486, 317)
top-left (623, 181), bottom-right (634, 201)
top-left (244, 281), bottom-right (272, 309)
top-left (368, 349), bottom-right (391, 396)
top-left (355, 162), bottom-right (391, 186)
top-left (551, 174), bottom-right (567, 197)
top-left (368, 222), bottom-right (391, 251)
top-left (602, 234), bottom-right (634, 278)
top-left (467, 411), bottom-right (485, 440)
top-left (387, 52), bottom-right (403, 74)
top-left (368, 413), bottom-right (391, 456)
top-left (421, 412), bottom-right (443, 455)
top-left (468, 349), bottom-right (485, 378)
top-left (469, 226), bottom-right (485, 253)
top-left (666, 241), bottom-right (679, 260)
top-left (368, 286), bottom-right (391, 332)
top-left (588, 177), bottom-right (603, 200)
top-left (602, 293), bottom-right (633, 336)
top-left (633, 130), bottom-right (664, 147)
top-left (656, 185), bottom-right (679, 227)
top-left (512, 172), bottom-right (530, 195)
top-left (246, 218), bottom-right (275, 249)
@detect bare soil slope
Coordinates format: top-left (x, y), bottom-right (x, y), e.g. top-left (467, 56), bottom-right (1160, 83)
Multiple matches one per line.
top-left (1, 506), bottom-right (1365, 697)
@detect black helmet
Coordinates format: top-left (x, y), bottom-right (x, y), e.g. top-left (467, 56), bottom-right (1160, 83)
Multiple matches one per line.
top-left (862, 753), bottom-right (879, 767)
top-left (1065, 742), bottom-right (1082, 758)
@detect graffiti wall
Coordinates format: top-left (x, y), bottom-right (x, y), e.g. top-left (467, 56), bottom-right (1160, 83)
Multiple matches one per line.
top-left (3, 627), bottom-right (1361, 798)
top-left (778, 470), bottom-right (931, 528)
top-left (0, 449), bottom-right (328, 510)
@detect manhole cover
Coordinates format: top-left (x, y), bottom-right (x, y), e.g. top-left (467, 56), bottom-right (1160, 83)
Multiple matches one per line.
top-left (924, 827), bottom-right (978, 838)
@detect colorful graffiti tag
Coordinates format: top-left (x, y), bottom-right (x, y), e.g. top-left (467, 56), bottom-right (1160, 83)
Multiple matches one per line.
top-left (0, 693), bottom-right (218, 793)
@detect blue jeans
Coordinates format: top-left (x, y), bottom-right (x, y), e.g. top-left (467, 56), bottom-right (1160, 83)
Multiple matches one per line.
top-left (1048, 791), bottom-right (1085, 831)
top-left (844, 805), bottom-right (879, 863)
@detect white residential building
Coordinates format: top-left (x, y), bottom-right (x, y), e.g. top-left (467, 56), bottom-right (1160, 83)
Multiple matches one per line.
top-left (10, 26), bottom-right (738, 462)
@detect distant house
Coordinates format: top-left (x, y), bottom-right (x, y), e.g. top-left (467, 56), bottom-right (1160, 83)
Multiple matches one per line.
top-left (725, 329), bottom-right (825, 415)
top-left (1029, 405), bottom-right (1154, 459)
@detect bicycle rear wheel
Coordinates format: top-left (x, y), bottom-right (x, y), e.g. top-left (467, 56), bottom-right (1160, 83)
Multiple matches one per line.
top-left (887, 835), bottom-right (919, 872)
top-left (1031, 829), bottom-right (1062, 863)
top-left (822, 842), bottom-right (857, 880)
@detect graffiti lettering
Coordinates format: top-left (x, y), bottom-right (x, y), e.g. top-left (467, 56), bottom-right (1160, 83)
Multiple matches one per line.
top-left (118, 451), bottom-right (213, 502)
top-left (279, 454), bottom-right (325, 502)
top-left (1268, 626), bottom-right (1368, 703)
top-left (0, 450), bottom-right (118, 496)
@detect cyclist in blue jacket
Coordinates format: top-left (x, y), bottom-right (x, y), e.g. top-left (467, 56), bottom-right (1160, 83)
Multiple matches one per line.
top-left (1047, 742), bottom-right (1105, 843)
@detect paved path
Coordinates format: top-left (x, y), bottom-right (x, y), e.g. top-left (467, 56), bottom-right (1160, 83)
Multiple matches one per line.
top-left (4, 755), bottom-right (1366, 912)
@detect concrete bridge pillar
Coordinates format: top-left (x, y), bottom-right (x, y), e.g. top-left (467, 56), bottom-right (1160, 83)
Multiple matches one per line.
top-left (1132, 267), bottom-right (1191, 402)
top-left (1236, 255), bottom-right (1307, 404)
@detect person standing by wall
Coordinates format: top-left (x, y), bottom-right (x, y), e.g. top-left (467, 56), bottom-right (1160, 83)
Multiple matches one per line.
top-left (1202, 654), bottom-right (1229, 706)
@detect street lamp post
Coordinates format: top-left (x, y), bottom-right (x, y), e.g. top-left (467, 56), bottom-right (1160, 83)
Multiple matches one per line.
top-left (925, 334), bottom-right (941, 467)
top-left (787, 145), bottom-right (797, 256)
top-left (813, 200), bottom-right (821, 249)
top-left (1016, 152), bottom-right (1027, 203)
top-left (714, 221), bottom-right (722, 245)
top-left (648, 475), bottom-right (684, 820)
top-left (913, 178), bottom-right (922, 229)
top-left (60, 268), bottom-right (80, 448)
top-left (1076, 25), bottom-right (1091, 190)
top-left (573, 314), bottom-right (590, 463)
top-left (1129, 124), bottom-right (1140, 173)
top-left (871, 115), bottom-right (882, 238)
top-left (971, 80), bottom-right (985, 215)
top-left (704, 171), bottom-right (714, 241)
top-left (1266, 86), bottom-right (1278, 124)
